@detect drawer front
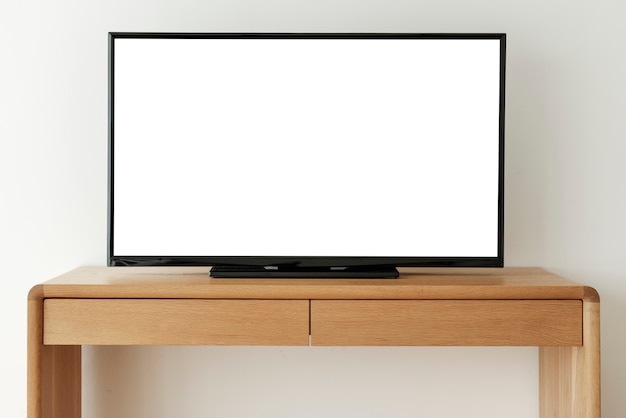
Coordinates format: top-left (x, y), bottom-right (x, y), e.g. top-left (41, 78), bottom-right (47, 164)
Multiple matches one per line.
top-left (44, 299), bottom-right (309, 346)
top-left (311, 300), bottom-right (582, 346)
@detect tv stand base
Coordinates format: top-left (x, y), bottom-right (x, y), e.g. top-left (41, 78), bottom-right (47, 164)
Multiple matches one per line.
top-left (209, 265), bottom-right (399, 278)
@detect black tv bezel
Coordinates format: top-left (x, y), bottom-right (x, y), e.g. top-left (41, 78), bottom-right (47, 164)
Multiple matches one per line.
top-left (107, 32), bottom-right (506, 270)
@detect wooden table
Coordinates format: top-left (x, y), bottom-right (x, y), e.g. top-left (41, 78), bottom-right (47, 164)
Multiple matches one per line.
top-left (27, 267), bottom-right (600, 417)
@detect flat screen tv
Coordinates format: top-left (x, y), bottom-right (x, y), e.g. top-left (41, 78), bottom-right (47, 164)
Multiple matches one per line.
top-left (108, 32), bottom-right (506, 277)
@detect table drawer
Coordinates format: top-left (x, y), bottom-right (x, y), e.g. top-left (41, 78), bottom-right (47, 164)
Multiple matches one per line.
top-left (311, 300), bottom-right (582, 346)
top-left (44, 299), bottom-right (309, 346)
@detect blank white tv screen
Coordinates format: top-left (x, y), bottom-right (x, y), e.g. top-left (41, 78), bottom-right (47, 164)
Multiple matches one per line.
top-left (111, 34), bottom-right (503, 260)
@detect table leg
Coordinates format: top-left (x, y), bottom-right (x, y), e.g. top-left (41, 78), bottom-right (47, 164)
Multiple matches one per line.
top-left (41, 345), bottom-right (81, 418)
top-left (539, 288), bottom-right (600, 417)
top-left (28, 286), bottom-right (81, 418)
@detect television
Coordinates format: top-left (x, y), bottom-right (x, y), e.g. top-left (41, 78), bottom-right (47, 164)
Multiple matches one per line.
top-left (108, 32), bottom-right (506, 278)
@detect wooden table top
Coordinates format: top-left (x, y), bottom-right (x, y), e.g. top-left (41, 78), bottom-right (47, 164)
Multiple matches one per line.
top-left (30, 266), bottom-right (597, 301)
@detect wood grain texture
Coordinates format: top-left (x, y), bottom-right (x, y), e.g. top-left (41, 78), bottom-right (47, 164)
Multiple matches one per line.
top-left (539, 288), bottom-right (600, 417)
top-left (29, 286), bottom-right (81, 418)
top-left (44, 299), bottom-right (309, 346)
top-left (311, 300), bottom-right (582, 346)
top-left (41, 346), bottom-right (81, 418)
top-left (27, 286), bottom-right (43, 418)
top-left (28, 267), bottom-right (600, 418)
top-left (37, 266), bottom-right (588, 300)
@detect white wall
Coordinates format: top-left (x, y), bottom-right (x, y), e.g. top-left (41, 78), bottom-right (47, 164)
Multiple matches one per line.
top-left (2, 0), bottom-right (625, 416)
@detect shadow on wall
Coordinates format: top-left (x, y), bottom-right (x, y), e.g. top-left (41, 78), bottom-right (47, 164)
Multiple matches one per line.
top-left (504, 44), bottom-right (568, 266)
